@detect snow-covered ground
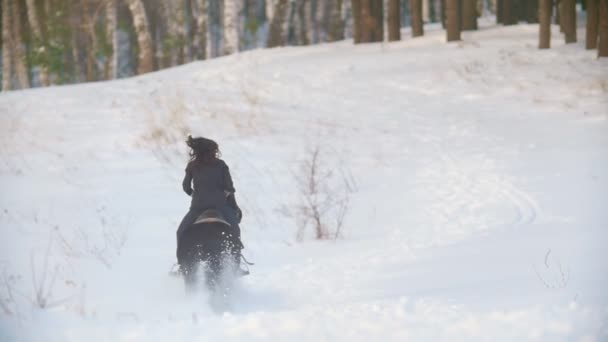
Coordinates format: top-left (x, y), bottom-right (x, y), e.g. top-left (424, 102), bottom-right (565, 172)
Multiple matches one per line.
top-left (1, 21), bottom-right (607, 341)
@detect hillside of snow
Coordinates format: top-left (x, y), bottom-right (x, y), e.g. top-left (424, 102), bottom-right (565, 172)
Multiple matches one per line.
top-left (1, 22), bottom-right (607, 341)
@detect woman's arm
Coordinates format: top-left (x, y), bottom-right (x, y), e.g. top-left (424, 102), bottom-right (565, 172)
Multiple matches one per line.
top-left (182, 165), bottom-right (193, 196)
top-left (222, 162), bottom-right (236, 195)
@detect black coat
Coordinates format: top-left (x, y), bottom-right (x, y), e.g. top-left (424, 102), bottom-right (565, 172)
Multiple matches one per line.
top-left (182, 158), bottom-right (241, 220)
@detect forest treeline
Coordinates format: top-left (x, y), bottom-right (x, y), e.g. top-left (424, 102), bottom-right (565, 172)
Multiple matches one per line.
top-left (1, 0), bottom-right (606, 91)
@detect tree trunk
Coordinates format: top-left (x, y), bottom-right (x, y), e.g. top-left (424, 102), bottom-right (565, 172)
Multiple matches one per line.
top-left (359, 0), bottom-right (373, 42)
top-left (2, 0), bottom-right (13, 91)
top-left (194, 0), bottom-right (209, 59)
top-left (224, 0), bottom-right (239, 54)
top-left (267, 0), bottom-right (289, 47)
top-left (126, 0), bottom-right (155, 74)
top-left (106, 0), bottom-right (119, 79)
top-left (352, 0), bottom-right (362, 43)
top-left (297, 0), bottom-right (310, 45)
top-left (539, 0), bottom-right (552, 48)
top-left (328, 0), bottom-right (344, 41)
top-left (25, 0), bottom-right (50, 86)
top-left (411, 0), bottom-right (425, 37)
top-left (442, 0), bottom-right (447, 27)
top-left (526, 0), bottom-right (539, 23)
top-left (587, 0), bottom-right (599, 49)
top-left (11, 0), bottom-right (30, 88)
top-left (388, 0), bottom-right (400, 40)
top-left (600, 0), bottom-right (608, 57)
top-left (502, 0), bottom-right (516, 25)
top-left (371, 0), bottom-right (383, 41)
top-left (497, 0), bottom-right (503, 23)
top-left (461, 0), bottom-right (478, 30)
top-left (561, 0), bottom-right (576, 43)
top-left (446, 0), bottom-right (460, 41)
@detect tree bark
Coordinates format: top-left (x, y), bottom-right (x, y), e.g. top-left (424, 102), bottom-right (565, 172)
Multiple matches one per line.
top-left (2, 0), bottom-right (13, 91)
top-left (25, 0), bottom-right (50, 86)
top-left (328, 0), bottom-right (344, 41)
top-left (194, 0), bottom-right (209, 59)
top-left (267, 0), bottom-right (289, 47)
top-left (561, 0), bottom-right (576, 43)
top-left (106, 0), bottom-right (119, 79)
top-left (388, 0), bottom-right (401, 40)
top-left (442, 0), bottom-right (447, 28)
top-left (526, 0), bottom-right (539, 23)
top-left (374, 0), bottom-right (383, 41)
top-left (497, 0), bottom-right (503, 23)
top-left (352, 0), bottom-right (362, 43)
top-left (11, 0), bottom-right (30, 88)
top-left (297, 0), bottom-right (310, 45)
top-left (446, 0), bottom-right (460, 41)
top-left (224, 0), bottom-right (239, 54)
top-left (359, 0), bottom-right (374, 42)
top-left (126, 0), bottom-right (155, 74)
top-left (411, 0), bottom-right (425, 37)
top-left (502, 0), bottom-right (516, 25)
top-left (461, 0), bottom-right (478, 30)
top-left (539, 0), bottom-right (552, 48)
top-left (587, 0), bottom-right (599, 49)
top-left (600, 0), bottom-right (608, 57)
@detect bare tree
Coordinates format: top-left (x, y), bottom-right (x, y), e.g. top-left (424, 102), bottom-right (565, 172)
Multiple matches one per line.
top-left (358, 0), bottom-right (383, 42)
top-left (328, 0), bottom-right (345, 41)
top-left (411, 0), bottom-right (424, 37)
top-left (267, 0), bottom-right (289, 47)
top-left (106, 0), bottom-right (119, 79)
top-left (525, 0), bottom-right (539, 23)
top-left (446, 0), bottom-right (460, 41)
top-left (352, 0), bottom-right (362, 43)
top-left (502, 0), bottom-right (516, 25)
top-left (1, 0), bottom-right (12, 91)
top-left (600, 0), bottom-right (608, 57)
top-left (12, 0), bottom-right (30, 88)
top-left (587, 0), bottom-right (600, 49)
top-left (297, 0), bottom-right (311, 45)
top-left (192, 0), bottom-right (210, 59)
top-left (461, 0), bottom-right (478, 30)
top-left (539, 0), bottom-right (552, 49)
top-left (25, 0), bottom-right (50, 86)
top-left (224, 0), bottom-right (240, 54)
top-left (387, 0), bottom-right (400, 41)
top-left (126, 0), bottom-right (155, 74)
top-left (561, 0), bottom-right (576, 43)
top-left (296, 146), bottom-right (353, 241)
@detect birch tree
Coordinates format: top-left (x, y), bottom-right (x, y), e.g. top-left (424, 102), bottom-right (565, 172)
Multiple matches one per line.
top-left (224, 0), bottom-right (240, 54)
top-left (126, 0), bottom-right (155, 74)
top-left (267, 0), bottom-right (289, 47)
top-left (193, 0), bottom-right (209, 59)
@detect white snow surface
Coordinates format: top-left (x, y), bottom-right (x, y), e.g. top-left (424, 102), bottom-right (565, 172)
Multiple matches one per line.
top-left (1, 22), bottom-right (608, 341)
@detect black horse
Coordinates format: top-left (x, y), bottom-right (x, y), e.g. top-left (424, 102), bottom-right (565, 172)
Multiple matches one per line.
top-left (177, 209), bottom-right (242, 292)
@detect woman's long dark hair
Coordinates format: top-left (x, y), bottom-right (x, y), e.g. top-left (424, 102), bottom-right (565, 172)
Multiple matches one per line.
top-left (186, 135), bottom-right (220, 163)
